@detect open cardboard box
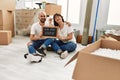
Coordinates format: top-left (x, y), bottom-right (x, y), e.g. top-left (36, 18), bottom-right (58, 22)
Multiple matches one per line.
top-left (66, 39), bottom-right (120, 80)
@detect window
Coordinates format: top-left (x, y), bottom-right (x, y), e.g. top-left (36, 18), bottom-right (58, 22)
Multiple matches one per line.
top-left (25, 0), bottom-right (81, 24)
top-left (57, 0), bottom-right (81, 24)
top-left (25, 0), bottom-right (40, 9)
top-left (107, 0), bottom-right (120, 25)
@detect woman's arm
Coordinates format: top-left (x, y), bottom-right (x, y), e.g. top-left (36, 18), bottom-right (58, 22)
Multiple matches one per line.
top-left (57, 32), bottom-right (73, 41)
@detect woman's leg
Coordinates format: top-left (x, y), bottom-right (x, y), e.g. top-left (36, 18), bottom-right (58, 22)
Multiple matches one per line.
top-left (51, 40), bottom-right (63, 53)
top-left (40, 38), bottom-right (55, 48)
top-left (60, 42), bottom-right (77, 52)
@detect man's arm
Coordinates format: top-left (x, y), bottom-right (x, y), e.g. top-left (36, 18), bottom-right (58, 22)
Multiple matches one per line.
top-left (30, 34), bottom-right (40, 41)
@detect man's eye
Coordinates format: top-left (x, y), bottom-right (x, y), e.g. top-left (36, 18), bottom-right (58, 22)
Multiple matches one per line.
top-left (41, 16), bottom-right (45, 17)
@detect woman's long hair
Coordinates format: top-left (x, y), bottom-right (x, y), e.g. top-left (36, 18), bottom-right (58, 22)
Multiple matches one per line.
top-left (53, 13), bottom-right (64, 26)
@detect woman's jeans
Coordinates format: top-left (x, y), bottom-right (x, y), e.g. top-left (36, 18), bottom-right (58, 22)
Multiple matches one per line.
top-left (51, 40), bottom-right (77, 53)
top-left (28, 38), bottom-right (54, 54)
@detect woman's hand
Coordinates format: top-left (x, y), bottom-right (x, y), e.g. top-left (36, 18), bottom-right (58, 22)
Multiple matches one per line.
top-left (57, 35), bottom-right (67, 41)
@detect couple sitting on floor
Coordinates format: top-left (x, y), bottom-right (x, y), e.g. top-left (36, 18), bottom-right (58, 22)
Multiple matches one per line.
top-left (24, 11), bottom-right (77, 63)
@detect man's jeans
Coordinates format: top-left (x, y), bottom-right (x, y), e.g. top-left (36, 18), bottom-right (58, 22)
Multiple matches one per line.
top-left (28, 38), bottom-right (54, 54)
top-left (51, 40), bottom-right (77, 53)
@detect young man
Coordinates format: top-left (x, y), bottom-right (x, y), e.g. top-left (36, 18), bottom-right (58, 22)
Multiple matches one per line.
top-left (24, 11), bottom-right (54, 63)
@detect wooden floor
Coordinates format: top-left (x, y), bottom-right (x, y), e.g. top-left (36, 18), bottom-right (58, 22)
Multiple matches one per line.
top-left (0, 36), bottom-right (84, 80)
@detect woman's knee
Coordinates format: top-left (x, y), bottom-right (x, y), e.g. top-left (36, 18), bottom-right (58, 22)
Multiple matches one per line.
top-left (67, 43), bottom-right (77, 52)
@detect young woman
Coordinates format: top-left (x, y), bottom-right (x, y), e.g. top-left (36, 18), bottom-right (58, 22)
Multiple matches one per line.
top-left (51, 13), bottom-right (77, 59)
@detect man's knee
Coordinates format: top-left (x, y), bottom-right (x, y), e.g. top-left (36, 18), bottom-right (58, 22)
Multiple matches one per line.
top-left (27, 42), bottom-right (32, 46)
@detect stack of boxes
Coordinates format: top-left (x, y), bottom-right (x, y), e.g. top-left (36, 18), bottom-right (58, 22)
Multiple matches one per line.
top-left (45, 3), bottom-right (61, 15)
top-left (0, 0), bottom-right (15, 45)
top-left (15, 9), bottom-right (39, 35)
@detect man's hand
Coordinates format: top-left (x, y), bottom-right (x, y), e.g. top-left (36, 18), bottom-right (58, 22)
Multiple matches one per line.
top-left (38, 31), bottom-right (43, 38)
top-left (65, 21), bottom-right (71, 27)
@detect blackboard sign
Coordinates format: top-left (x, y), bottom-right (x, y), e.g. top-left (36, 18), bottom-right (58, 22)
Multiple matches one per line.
top-left (42, 27), bottom-right (58, 38)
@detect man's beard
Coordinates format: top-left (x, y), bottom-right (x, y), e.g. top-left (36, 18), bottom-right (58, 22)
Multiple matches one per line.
top-left (40, 19), bottom-right (46, 23)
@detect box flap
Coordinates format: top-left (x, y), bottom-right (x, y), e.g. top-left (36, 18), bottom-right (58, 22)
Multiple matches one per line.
top-left (65, 51), bottom-right (79, 67)
top-left (101, 39), bottom-right (120, 50)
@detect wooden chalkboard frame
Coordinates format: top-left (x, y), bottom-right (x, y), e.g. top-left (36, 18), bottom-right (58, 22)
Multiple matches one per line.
top-left (42, 26), bottom-right (58, 38)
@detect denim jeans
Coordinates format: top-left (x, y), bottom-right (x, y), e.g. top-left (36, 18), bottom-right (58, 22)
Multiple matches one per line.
top-left (28, 38), bottom-right (54, 54)
top-left (51, 39), bottom-right (77, 53)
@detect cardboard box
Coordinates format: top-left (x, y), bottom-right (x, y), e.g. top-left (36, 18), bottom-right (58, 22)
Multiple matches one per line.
top-left (45, 4), bottom-right (61, 15)
top-left (0, 10), bottom-right (14, 26)
top-left (0, 24), bottom-right (15, 37)
top-left (0, 0), bottom-right (15, 10)
top-left (77, 35), bottom-right (92, 44)
top-left (66, 39), bottom-right (120, 80)
top-left (0, 30), bottom-right (12, 45)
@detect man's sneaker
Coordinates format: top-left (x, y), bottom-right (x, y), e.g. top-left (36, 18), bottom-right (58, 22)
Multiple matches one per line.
top-left (24, 53), bottom-right (41, 59)
top-left (37, 47), bottom-right (47, 57)
top-left (24, 53), bottom-right (42, 63)
top-left (60, 51), bottom-right (68, 59)
top-left (24, 53), bottom-right (28, 59)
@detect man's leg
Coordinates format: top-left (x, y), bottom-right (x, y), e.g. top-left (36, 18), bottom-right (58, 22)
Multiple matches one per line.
top-left (24, 40), bottom-right (44, 63)
top-left (38, 38), bottom-right (55, 56)
top-left (27, 40), bottom-right (44, 54)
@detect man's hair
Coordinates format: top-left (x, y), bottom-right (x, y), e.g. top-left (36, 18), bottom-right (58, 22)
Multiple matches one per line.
top-left (38, 10), bottom-right (46, 16)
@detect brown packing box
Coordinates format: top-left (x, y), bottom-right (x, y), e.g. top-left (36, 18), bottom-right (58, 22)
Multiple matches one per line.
top-left (66, 39), bottom-right (120, 80)
top-left (0, 0), bottom-right (15, 10)
top-left (45, 3), bottom-right (61, 15)
top-left (0, 10), bottom-right (14, 26)
top-left (0, 10), bottom-right (15, 37)
top-left (0, 30), bottom-right (12, 45)
top-left (0, 24), bottom-right (15, 37)
top-left (77, 35), bottom-right (92, 43)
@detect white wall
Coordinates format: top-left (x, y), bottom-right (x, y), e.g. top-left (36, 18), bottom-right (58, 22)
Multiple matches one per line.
top-left (90, 0), bottom-right (110, 34)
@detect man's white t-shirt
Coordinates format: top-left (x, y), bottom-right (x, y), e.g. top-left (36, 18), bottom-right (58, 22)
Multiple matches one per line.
top-left (30, 22), bottom-right (50, 36)
top-left (58, 23), bottom-right (76, 43)
top-left (30, 22), bottom-right (42, 36)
